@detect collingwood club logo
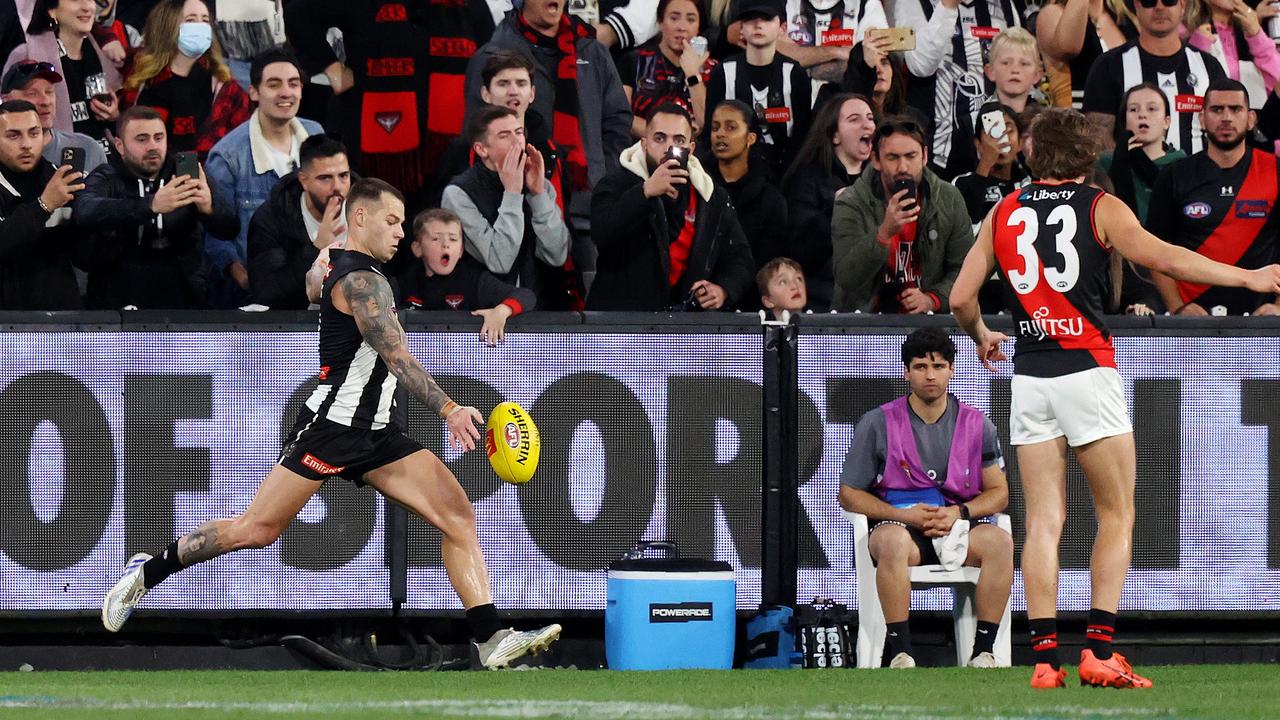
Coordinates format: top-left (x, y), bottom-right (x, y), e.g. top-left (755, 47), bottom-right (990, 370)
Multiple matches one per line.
top-left (650, 602), bottom-right (713, 623)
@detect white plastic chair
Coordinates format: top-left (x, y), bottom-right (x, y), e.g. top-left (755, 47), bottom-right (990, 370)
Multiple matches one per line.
top-left (845, 510), bottom-right (1012, 668)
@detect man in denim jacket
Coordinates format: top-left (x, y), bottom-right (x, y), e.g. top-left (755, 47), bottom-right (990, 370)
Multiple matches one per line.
top-left (204, 48), bottom-right (323, 307)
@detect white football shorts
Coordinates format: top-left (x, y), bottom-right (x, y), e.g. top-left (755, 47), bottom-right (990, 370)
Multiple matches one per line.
top-left (1009, 367), bottom-right (1132, 447)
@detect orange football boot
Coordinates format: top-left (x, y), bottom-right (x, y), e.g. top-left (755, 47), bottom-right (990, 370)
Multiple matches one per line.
top-left (1078, 649), bottom-right (1153, 688)
top-left (1030, 663), bottom-right (1067, 688)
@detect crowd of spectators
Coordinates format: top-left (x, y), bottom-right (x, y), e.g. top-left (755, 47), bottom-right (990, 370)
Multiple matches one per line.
top-left (0, 0), bottom-right (1276, 317)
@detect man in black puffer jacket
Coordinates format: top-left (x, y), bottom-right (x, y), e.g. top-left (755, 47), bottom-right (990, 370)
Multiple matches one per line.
top-left (0, 99), bottom-right (83, 310)
top-left (74, 106), bottom-right (238, 309)
top-left (588, 103), bottom-right (754, 311)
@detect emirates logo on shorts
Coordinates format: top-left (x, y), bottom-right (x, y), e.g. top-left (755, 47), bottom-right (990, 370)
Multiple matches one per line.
top-left (301, 453), bottom-right (346, 475)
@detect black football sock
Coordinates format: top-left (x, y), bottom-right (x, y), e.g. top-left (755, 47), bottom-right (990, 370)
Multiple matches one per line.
top-left (141, 540), bottom-right (186, 589)
top-left (1086, 608), bottom-right (1118, 660)
top-left (1029, 617), bottom-right (1060, 669)
top-left (885, 621), bottom-right (913, 659)
top-left (972, 620), bottom-right (1000, 658)
top-left (467, 603), bottom-right (503, 642)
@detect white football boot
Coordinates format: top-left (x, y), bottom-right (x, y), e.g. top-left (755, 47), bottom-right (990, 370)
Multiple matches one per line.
top-left (102, 553), bottom-right (151, 632)
top-left (888, 651), bottom-right (917, 669)
top-left (475, 624), bottom-right (562, 669)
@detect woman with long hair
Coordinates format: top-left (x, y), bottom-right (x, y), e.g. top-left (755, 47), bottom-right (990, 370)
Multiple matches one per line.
top-left (125, 0), bottom-right (249, 157)
top-left (1036, 0), bottom-right (1135, 108)
top-left (837, 34), bottom-right (907, 118)
top-left (780, 92), bottom-right (877, 311)
top-left (1097, 82), bottom-right (1184, 223)
top-left (704, 100), bottom-right (787, 299)
top-left (1187, 0), bottom-right (1280, 108)
top-left (622, 0), bottom-right (716, 137)
top-left (4, 0), bottom-right (123, 145)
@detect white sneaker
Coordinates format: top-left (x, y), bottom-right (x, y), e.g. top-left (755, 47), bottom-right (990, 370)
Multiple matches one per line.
top-left (475, 624), bottom-right (562, 669)
top-left (969, 651), bottom-right (999, 668)
top-left (888, 651), bottom-right (916, 669)
top-left (102, 553), bottom-right (151, 632)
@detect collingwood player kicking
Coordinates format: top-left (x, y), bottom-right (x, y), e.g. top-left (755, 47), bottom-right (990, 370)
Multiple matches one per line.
top-left (950, 108), bottom-right (1280, 689)
top-left (103, 178), bottom-right (560, 669)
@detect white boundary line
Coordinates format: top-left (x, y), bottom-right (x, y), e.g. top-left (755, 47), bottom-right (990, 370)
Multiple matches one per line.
top-left (0, 697), bottom-right (1173, 719)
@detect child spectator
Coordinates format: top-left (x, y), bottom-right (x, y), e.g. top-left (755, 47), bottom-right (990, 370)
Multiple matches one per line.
top-left (395, 208), bottom-right (536, 346)
top-left (984, 28), bottom-right (1044, 117)
top-left (757, 256), bottom-right (807, 319)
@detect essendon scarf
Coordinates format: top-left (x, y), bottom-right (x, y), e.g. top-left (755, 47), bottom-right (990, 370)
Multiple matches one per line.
top-left (516, 12), bottom-right (593, 192)
top-left (356, 0), bottom-right (487, 193)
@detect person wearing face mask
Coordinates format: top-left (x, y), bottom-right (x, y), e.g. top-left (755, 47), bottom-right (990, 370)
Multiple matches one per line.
top-left (124, 0), bottom-right (250, 159)
top-left (5, 0), bottom-right (124, 154)
top-left (781, 92), bottom-right (876, 311)
top-left (703, 99), bottom-right (787, 301)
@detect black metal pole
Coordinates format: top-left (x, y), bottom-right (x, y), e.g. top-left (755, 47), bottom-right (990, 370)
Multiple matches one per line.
top-left (761, 320), bottom-right (799, 607)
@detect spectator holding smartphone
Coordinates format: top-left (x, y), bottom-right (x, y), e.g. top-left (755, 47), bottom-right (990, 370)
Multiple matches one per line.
top-left (0, 98), bottom-right (84, 309)
top-left (831, 115), bottom-right (972, 313)
top-left (1, 60), bottom-right (107, 175)
top-left (952, 102), bottom-right (1030, 230)
top-left (4, 0), bottom-right (124, 155)
top-left (73, 104), bottom-right (238, 309)
top-left (588, 102), bottom-right (754, 310)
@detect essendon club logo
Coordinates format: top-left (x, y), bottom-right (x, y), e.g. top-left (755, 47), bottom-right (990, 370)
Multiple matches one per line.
top-left (430, 38), bottom-right (477, 58)
top-left (367, 57), bottom-right (415, 78)
top-left (301, 453), bottom-right (346, 475)
top-left (763, 107), bottom-right (792, 123)
top-left (445, 294), bottom-right (465, 309)
top-left (375, 3), bottom-right (407, 22)
top-left (376, 111), bottom-right (403, 134)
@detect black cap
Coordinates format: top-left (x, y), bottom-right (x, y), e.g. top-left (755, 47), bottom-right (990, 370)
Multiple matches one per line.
top-left (1, 61), bottom-right (63, 94)
top-left (735, 0), bottom-right (783, 22)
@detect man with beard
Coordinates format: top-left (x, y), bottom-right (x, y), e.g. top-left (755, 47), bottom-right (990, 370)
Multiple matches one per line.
top-left (0, 98), bottom-right (83, 309)
top-left (247, 134), bottom-right (353, 309)
top-left (1147, 78), bottom-right (1280, 316)
top-left (74, 105), bottom-right (237, 309)
top-left (1083, 0), bottom-right (1225, 155)
top-left (831, 115), bottom-right (972, 313)
top-left (587, 102), bottom-right (754, 310)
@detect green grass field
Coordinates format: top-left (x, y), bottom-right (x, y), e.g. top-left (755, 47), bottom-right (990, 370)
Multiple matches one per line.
top-left (2, 666), bottom-right (1278, 719)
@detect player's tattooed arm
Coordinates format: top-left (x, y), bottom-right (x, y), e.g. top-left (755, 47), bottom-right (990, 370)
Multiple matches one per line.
top-left (341, 270), bottom-right (455, 415)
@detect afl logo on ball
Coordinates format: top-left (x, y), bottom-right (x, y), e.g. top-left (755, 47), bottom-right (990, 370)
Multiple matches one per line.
top-left (1183, 202), bottom-right (1211, 219)
top-left (504, 421), bottom-right (520, 449)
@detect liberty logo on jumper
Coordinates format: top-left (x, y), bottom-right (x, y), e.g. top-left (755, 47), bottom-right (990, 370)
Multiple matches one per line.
top-left (650, 602), bottom-right (713, 623)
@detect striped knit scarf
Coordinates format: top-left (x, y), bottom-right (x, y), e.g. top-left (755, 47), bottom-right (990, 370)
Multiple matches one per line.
top-left (516, 11), bottom-right (593, 191)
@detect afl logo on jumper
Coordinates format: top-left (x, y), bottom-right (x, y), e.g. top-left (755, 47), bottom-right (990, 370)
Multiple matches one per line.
top-left (650, 602), bottom-right (713, 623)
top-left (1183, 202), bottom-right (1211, 219)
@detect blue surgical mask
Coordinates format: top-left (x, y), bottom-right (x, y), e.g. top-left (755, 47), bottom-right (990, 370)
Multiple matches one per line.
top-left (177, 22), bottom-right (212, 59)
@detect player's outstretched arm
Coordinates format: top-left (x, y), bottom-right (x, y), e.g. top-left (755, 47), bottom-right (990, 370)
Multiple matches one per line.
top-left (1099, 194), bottom-right (1280, 295)
top-left (339, 270), bottom-right (483, 449)
top-left (951, 210), bottom-right (1010, 371)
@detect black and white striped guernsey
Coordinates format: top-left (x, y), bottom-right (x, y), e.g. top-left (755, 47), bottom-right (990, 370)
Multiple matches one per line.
top-left (305, 249), bottom-right (399, 430)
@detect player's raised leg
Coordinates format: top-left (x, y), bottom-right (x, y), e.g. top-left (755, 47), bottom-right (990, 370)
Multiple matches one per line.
top-left (362, 450), bottom-right (560, 669)
top-left (1016, 437), bottom-right (1070, 688)
top-left (102, 465), bottom-right (321, 631)
top-left (1074, 433), bottom-right (1152, 688)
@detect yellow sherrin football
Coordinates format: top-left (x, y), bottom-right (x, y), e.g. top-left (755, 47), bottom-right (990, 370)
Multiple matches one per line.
top-left (485, 401), bottom-right (540, 484)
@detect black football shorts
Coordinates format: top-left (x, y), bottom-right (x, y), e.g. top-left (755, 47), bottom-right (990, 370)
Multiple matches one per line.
top-left (278, 409), bottom-right (423, 484)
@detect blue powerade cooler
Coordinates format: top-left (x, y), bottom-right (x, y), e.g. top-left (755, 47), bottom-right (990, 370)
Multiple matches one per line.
top-left (605, 542), bottom-right (736, 670)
